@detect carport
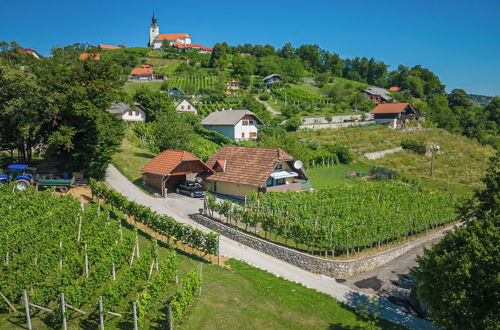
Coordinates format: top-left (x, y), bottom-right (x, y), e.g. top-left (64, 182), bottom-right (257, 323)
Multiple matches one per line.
top-left (141, 150), bottom-right (213, 197)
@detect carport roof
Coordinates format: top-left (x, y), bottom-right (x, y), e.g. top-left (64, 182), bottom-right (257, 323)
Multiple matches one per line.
top-left (141, 150), bottom-right (212, 176)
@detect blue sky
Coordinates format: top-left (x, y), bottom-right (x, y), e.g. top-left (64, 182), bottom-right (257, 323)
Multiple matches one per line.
top-left (1, 0), bottom-right (499, 96)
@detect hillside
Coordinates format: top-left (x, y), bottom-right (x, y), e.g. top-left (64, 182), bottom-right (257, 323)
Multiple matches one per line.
top-left (295, 126), bottom-right (495, 192)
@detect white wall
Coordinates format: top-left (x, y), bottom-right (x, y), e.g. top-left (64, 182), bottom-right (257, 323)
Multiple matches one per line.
top-left (121, 108), bottom-right (146, 122)
top-left (175, 100), bottom-right (198, 115)
top-left (234, 119), bottom-right (258, 141)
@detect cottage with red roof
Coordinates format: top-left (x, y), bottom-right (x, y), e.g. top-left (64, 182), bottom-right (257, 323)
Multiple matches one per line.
top-left (370, 102), bottom-right (416, 128)
top-left (141, 150), bottom-right (213, 197)
top-left (148, 13), bottom-right (191, 50)
top-left (204, 146), bottom-right (311, 198)
top-left (79, 52), bottom-right (101, 61)
top-left (130, 64), bottom-right (165, 81)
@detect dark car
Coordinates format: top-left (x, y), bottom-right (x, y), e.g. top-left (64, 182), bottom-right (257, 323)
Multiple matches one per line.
top-left (175, 181), bottom-right (206, 198)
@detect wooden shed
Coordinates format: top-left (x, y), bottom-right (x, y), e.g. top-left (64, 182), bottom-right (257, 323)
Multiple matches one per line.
top-left (141, 150), bottom-right (213, 197)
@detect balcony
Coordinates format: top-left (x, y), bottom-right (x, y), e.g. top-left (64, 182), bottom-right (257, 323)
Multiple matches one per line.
top-left (264, 182), bottom-right (302, 192)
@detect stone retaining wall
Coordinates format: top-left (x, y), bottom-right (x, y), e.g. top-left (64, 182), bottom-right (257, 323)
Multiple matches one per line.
top-left (191, 213), bottom-right (455, 278)
top-left (363, 147), bottom-right (403, 160)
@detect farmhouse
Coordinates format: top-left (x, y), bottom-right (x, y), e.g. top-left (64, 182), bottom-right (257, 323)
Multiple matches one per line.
top-left (168, 87), bottom-right (184, 96)
top-left (98, 44), bottom-right (123, 50)
top-left (21, 48), bottom-right (43, 59)
top-left (363, 87), bottom-right (391, 104)
top-left (175, 99), bottom-right (197, 115)
top-left (172, 42), bottom-right (213, 53)
top-left (141, 150), bottom-right (213, 197)
top-left (201, 110), bottom-right (262, 141)
top-left (227, 79), bottom-right (241, 90)
top-left (263, 74), bottom-right (283, 85)
top-left (370, 102), bottom-right (416, 128)
top-left (389, 86), bottom-right (401, 92)
top-left (204, 146), bottom-right (310, 198)
top-left (107, 102), bottom-right (147, 122)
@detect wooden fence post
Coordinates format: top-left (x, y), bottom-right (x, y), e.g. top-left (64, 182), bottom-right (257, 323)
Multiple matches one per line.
top-left (23, 290), bottom-right (32, 330)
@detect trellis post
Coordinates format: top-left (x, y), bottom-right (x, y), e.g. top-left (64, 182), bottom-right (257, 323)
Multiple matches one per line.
top-left (133, 302), bottom-right (138, 330)
top-left (217, 235), bottom-right (221, 266)
top-left (168, 304), bottom-right (173, 330)
top-left (23, 290), bottom-right (32, 330)
top-left (61, 293), bottom-right (67, 330)
top-left (99, 296), bottom-right (105, 330)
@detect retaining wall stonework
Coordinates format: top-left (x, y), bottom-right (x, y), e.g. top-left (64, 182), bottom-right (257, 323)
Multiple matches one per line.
top-left (191, 213), bottom-right (455, 278)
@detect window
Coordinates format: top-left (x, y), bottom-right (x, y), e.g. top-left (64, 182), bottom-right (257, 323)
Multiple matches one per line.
top-left (128, 111), bottom-right (133, 115)
top-left (275, 164), bottom-right (283, 170)
top-left (181, 106), bottom-right (184, 110)
top-left (266, 177), bottom-right (274, 186)
top-left (276, 178), bottom-right (285, 185)
top-left (242, 120), bottom-right (249, 126)
top-left (188, 105), bottom-right (191, 110)
top-left (241, 132), bottom-right (245, 138)
top-left (250, 132), bottom-right (257, 138)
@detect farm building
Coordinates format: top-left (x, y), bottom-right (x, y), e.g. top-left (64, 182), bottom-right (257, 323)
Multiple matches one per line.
top-left (175, 99), bottom-right (197, 115)
top-left (107, 102), bottom-right (147, 122)
top-left (168, 87), bottom-right (184, 96)
top-left (204, 146), bottom-right (311, 198)
top-left (141, 150), bottom-right (213, 197)
top-left (370, 102), bottom-right (417, 128)
top-left (201, 110), bottom-right (262, 141)
top-left (21, 48), bottom-right (43, 59)
top-left (79, 53), bottom-right (101, 60)
top-left (362, 87), bottom-right (392, 104)
top-left (262, 74), bottom-right (283, 85)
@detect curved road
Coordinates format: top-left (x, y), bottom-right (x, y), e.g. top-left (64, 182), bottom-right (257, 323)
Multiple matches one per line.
top-left (106, 165), bottom-right (434, 329)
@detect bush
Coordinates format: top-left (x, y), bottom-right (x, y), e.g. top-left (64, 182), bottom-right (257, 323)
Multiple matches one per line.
top-left (258, 93), bottom-right (270, 101)
top-left (401, 139), bottom-right (427, 155)
top-left (283, 117), bottom-right (302, 132)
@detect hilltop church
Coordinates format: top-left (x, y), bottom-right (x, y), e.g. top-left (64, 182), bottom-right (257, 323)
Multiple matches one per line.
top-left (148, 13), bottom-right (191, 50)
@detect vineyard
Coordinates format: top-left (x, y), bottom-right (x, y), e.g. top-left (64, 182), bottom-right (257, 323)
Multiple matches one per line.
top-left (205, 182), bottom-right (457, 257)
top-left (271, 86), bottom-right (333, 105)
top-left (197, 100), bottom-right (241, 117)
top-left (181, 51), bottom-right (211, 63)
top-left (0, 185), bottom-right (208, 329)
top-left (162, 75), bottom-right (216, 93)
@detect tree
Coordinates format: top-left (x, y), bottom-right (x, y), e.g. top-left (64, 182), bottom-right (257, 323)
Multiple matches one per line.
top-left (448, 89), bottom-right (473, 110)
top-left (133, 88), bottom-right (175, 121)
top-left (232, 55), bottom-right (256, 77)
top-left (256, 56), bottom-right (282, 76)
top-left (281, 58), bottom-right (304, 83)
top-left (413, 153), bottom-right (500, 330)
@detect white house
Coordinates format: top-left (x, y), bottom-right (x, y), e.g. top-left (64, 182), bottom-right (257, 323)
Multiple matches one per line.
top-left (107, 102), bottom-right (147, 122)
top-left (175, 99), bottom-right (198, 115)
top-left (201, 110), bottom-right (263, 141)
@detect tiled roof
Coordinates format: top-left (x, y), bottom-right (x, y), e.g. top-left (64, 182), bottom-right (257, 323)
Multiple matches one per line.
top-left (363, 87), bottom-right (391, 101)
top-left (107, 102), bottom-right (145, 114)
top-left (263, 73), bottom-right (283, 81)
top-left (156, 33), bottom-right (191, 41)
top-left (206, 146), bottom-right (294, 187)
top-left (201, 110), bottom-right (263, 126)
top-left (389, 86), bottom-right (401, 92)
top-left (142, 150), bottom-right (210, 175)
top-left (131, 66), bottom-right (154, 75)
top-left (99, 44), bottom-right (120, 49)
top-left (371, 102), bottom-right (413, 114)
top-left (79, 53), bottom-right (101, 60)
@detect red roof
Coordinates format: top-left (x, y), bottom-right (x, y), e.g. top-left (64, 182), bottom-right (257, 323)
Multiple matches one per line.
top-left (371, 103), bottom-right (412, 114)
top-left (157, 33), bottom-right (191, 41)
top-left (99, 44), bottom-right (120, 50)
top-left (389, 87), bottom-right (401, 92)
top-left (172, 42), bottom-right (213, 51)
top-left (131, 66), bottom-right (154, 75)
top-left (206, 146), bottom-right (295, 187)
top-left (142, 150), bottom-right (211, 175)
top-left (79, 53), bottom-right (101, 60)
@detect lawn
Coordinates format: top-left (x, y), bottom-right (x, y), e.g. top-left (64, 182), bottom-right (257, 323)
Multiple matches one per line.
top-left (307, 163), bottom-right (371, 188)
top-left (295, 126), bottom-right (495, 191)
top-left (122, 81), bottom-right (164, 94)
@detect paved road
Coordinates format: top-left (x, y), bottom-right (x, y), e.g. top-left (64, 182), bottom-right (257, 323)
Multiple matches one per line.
top-left (106, 165), bottom-right (434, 329)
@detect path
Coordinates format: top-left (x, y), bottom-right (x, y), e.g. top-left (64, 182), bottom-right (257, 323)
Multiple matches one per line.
top-left (106, 165), bottom-right (434, 329)
top-left (254, 96), bottom-right (281, 116)
top-left (363, 147), bottom-right (403, 160)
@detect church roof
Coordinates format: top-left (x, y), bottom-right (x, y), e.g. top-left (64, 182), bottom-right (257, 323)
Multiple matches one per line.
top-left (156, 33), bottom-right (191, 41)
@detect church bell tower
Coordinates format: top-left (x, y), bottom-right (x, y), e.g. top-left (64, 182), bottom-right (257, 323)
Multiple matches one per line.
top-left (149, 12), bottom-right (160, 47)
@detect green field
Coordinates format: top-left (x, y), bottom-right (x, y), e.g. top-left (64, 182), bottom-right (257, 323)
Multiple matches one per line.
top-left (123, 81), bottom-right (164, 94)
top-left (295, 126), bottom-right (495, 192)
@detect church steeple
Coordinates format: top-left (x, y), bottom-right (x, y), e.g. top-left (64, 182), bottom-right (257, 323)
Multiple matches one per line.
top-left (149, 12), bottom-right (160, 47)
top-left (152, 12), bottom-right (157, 25)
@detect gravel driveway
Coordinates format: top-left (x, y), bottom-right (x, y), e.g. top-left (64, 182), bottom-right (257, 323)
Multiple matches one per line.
top-left (106, 164), bottom-right (435, 329)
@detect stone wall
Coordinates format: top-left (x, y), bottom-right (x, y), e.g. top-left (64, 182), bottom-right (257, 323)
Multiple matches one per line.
top-left (191, 213), bottom-right (455, 278)
top-left (363, 147), bottom-right (403, 160)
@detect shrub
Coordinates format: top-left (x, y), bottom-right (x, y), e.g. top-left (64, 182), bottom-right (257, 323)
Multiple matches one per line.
top-left (401, 139), bottom-right (427, 155)
top-left (258, 93), bottom-right (270, 101)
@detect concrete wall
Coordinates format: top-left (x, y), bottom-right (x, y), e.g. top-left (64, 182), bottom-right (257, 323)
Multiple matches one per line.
top-left (363, 147), bottom-right (403, 160)
top-left (121, 108), bottom-right (146, 122)
top-left (191, 213), bottom-right (456, 278)
top-left (205, 180), bottom-right (258, 198)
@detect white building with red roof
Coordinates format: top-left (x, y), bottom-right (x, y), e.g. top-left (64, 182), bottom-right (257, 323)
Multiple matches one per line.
top-left (148, 13), bottom-right (191, 49)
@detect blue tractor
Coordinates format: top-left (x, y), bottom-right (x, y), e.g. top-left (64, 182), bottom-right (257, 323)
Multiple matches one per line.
top-left (0, 164), bottom-right (37, 191)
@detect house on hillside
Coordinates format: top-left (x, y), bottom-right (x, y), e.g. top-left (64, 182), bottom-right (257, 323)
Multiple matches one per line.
top-left (389, 86), bottom-right (401, 92)
top-left (21, 48), bottom-right (43, 59)
top-left (141, 150), bottom-right (213, 197)
top-left (363, 87), bottom-right (392, 104)
top-left (370, 102), bottom-right (416, 128)
top-left (262, 74), bottom-right (283, 85)
top-left (168, 87), bottom-right (184, 96)
top-left (227, 79), bottom-right (241, 90)
top-left (107, 102), bottom-right (147, 122)
top-left (98, 44), bottom-right (123, 50)
top-left (79, 53), bottom-right (101, 60)
top-left (131, 64), bottom-right (154, 80)
top-left (204, 146), bottom-right (311, 198)
top-left (201, 110), bottom-right (263, 141)
top-left (175, 99), bottom-right (197, 115)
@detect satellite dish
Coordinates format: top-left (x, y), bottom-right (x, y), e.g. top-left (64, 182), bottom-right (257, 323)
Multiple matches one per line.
top-left (294, 160), bottom-right (303, 169)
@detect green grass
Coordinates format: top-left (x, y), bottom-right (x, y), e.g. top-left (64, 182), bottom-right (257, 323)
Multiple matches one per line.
top-left (295, 126), bottom-right (495, 192)
top-left (307, 163), bottom-right (371, 188)
top-left (122, 81), bottom-right (165, 94)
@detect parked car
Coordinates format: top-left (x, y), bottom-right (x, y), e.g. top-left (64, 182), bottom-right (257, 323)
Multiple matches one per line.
top-left (175, 181), bottom-right (206, 198)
